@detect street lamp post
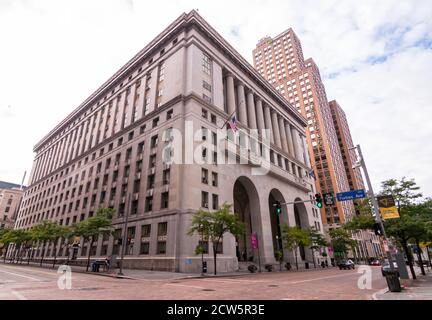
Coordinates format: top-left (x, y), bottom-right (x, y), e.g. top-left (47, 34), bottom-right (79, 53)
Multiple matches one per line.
top-left (118, 193), bottom-right (131, 276)
top-left (350, 144), bottom-right (395, 272)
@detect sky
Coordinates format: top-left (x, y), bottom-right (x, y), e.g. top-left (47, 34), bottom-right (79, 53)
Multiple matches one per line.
top-left (0, 0), bottom-right (431, 197)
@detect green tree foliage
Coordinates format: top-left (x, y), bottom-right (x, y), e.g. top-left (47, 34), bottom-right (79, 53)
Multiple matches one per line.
top-left (329, 228), bottom-right (357, 260)
top-left (188, 203), bottom-right (244, 275)
top-left (307, 228), bottom-right (328, 268)
top-left (74, 208), bottom-right (114, 271)
top-left (281, 225), bottom-right (311, 270)
top-left (379, 178), bottom-right (426, 279)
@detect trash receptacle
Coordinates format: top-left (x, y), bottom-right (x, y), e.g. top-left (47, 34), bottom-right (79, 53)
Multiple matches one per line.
top-left (385, 271), bottom-right (401, 292)
top-left (305, 262), bottom-right (309, 269)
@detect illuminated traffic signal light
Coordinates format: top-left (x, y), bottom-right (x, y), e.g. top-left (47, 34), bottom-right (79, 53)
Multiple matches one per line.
top-left (275, 201), bottom-right (282, 215)
top-left (315, 193), bottom-right (323, 208)
top-left (373, 222), bottom-right (383, 236)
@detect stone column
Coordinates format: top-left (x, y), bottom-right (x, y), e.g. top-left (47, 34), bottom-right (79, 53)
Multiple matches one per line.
top-left (285, 122), bottom-right (295, 157)
top-left (291, 126), bottom-right (302, 162)
top-left (237, 83), bottom-right (248, 125)
top-left (302, 135), bottom-right (310, 166)
top-left (255, 98), bottom-right (265, 132)
top-left (271, 110), bottom-right (282, 148)
top-left (246, 90), bottom-right (257, 129)
top-left (226, 74), bottom-right (236, 116)
top-left (263, 104), bottom-right (274, 144)
top-left (278, 117), bottom-right (289, 153)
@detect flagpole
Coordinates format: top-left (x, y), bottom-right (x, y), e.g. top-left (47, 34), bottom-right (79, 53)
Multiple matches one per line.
top-left (219, 110), bottom-right (236, 130)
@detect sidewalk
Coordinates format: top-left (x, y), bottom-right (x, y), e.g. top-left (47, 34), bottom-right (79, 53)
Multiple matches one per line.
top-left (0, 259), bottom-right (333, 281)
top-left (375, 270), bottom-right (432, 300)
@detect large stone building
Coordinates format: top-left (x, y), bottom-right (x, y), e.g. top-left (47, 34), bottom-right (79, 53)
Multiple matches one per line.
top-left (252, 29), bottom-right (355, 229)
top-left (0, 181), bottom-right (24, 229)
top-left (15, 11), bottom-right (325, 273)
top-left (329, 100), bottom-right (383, 260)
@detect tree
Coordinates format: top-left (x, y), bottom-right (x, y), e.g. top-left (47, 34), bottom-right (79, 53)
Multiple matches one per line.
top-left (11, 230), bottom-right (31, 264)
top-left (308, 228), bottom-right (328, 268)
top-left (379, 177), bottom-right (424, 279)
top-left (30, 220), bottom-right (61, 266)
top-left (0, 228), bottom-right (12, 262)
top-left (380, 177), bottom-right (422, 208)
top-left (281, 225), bottom-right (311, 270)
top-left (344, 200), bottom-right (376, 232)
top-left (50, 224), bottom-right (73, 268)
top-left (0, 229), bottom-right (29, 263)
top-left (74, 208), bottom-right (114, 272)
top-left (329, 228), bottom-right (357, 261)
top-left (188, 203), bottom-right (244, 275)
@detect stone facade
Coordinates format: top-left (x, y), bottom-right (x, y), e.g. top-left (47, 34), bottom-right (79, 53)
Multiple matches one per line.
top-left (15, 11), bottom-right (326, 273)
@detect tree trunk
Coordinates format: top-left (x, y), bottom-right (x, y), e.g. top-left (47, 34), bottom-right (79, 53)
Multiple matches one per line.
top-left (86, 238), bottom-right (94, 272)
top-left (27, 248), bottom-right (31, 265)
top-left (52, 239), bottom-right (58, 269)
top-left (402, 240), bottom-right (416, 280)
top-left (294, 248), bottom-right (298, 270)
top-left (3, 245), bottom-right (8, 263)
top-left (427, 246), bottom-right (432, 268)
top-left (213, 243), bottom-right (217, 275)
top-left (415, 239), bottom-right (425, 276)
top-left (311, 248), bottom-right (316, 268)
top-left (40, 241), bottom-right (46, 267)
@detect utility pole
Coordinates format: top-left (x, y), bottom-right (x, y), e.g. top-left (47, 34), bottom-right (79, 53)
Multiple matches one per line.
top-left (350, 144), bottom-right (395, 272)
top-left (118, 193), bottom-right (131, 276)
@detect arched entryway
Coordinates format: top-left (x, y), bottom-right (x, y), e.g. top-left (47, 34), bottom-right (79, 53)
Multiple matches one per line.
top-left (268, 189), bottom-right (288, 258)
top-left (293, 198), bottom-right (309, 260)
top-left (233, 177), bottom-right (261, 263)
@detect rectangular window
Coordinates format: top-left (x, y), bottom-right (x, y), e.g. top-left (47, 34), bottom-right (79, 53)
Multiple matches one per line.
top-left (161, 192), bottom-right (169, 209)
top-left (141, 224), bottom-right (151, 237)
top-left (151, 135), bottom-right (158, 148)
top-left (201, 191), bottom-right (209, 208)
top-left (202, 53), bottom-right (212, 75)
top-left (145, 196), bottom-right (153, 212)
top-left (211, 172), bottom-right (218, 187)
top-left (140, 242), bottom-right (150, 255)
top-left (203, 80), bottom-right (212, 91)
top-left (157, 241), bottom-right (166, 254)
top-left (201, 168), bottom-right (208, 184)
top-left (212, 194), bottom-right (219, 210)
top-left (158, 222), bottom-right (168, 236)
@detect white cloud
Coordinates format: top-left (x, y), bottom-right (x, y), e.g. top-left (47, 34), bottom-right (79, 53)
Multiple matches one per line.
top-left (0, 0), bottom-right (431, 197)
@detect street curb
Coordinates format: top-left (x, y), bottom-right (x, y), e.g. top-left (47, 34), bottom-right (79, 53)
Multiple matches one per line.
top-left (372, 287), bottom-right (389, 300)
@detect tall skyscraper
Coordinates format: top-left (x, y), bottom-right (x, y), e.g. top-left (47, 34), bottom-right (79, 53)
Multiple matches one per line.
top-left (329, 100), bottom-right (383, 259)
top-left (15, 11), bottom-right (324, 272)
top-left (253, 29), bottom-right (354, 227)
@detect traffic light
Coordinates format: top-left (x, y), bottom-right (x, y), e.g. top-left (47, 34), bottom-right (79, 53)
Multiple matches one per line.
top-left (275, 201), bottom-right (282, 215)
top-left (373, 222), bottom-right (383, 236)
top-left (314, 193), bottom-right (323, 208)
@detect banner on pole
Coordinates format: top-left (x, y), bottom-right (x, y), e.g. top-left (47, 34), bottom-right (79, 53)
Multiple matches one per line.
top-left (251, 232), bottom-right (258, 249)
top-left (377, 195), bottom-right (400, 220)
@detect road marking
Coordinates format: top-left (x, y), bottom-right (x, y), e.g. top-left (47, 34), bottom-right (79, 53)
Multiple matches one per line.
top-left (11, 290), bottom-right (27, 300)
top-left (0, 265), bottom-right (58, 277)
top-left (0, 269), bottom-right (40, 281)
top-left (372, 287), bottom-right (388, 300)
top-left (283, 272), bottom-right (358, 285)
top-left (195, 278), bottom-right (265, 284)
top-left (165, 283), bottom-right (207, 290)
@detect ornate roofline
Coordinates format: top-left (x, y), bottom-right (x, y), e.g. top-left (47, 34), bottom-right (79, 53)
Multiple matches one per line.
top-left (34, 10), bottom-right (306, 151)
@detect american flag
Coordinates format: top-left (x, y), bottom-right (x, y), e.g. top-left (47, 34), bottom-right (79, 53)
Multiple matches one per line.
top-left (228, 114), bottom-right (238, 133)
top-left (309, 169), bottom-right (316, 180)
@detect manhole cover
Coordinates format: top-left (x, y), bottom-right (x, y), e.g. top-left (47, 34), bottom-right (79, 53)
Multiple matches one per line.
top-left (202, 289), bottom-right (215, 291)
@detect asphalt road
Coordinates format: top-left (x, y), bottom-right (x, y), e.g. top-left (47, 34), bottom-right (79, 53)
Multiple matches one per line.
top-left (0, 263), bottom-right (387, 300)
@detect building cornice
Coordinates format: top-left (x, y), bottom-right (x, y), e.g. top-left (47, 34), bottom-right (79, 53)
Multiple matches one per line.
top-left (34, 10), bottom-right (306, 152)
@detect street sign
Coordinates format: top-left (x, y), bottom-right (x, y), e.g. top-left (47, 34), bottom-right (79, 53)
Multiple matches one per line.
top-left (323, 193), bottom-right (335, 206)
top-left (377, 195), bottom-right (400, 220)
top-left (336, 189), bottom-right (366, 202)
